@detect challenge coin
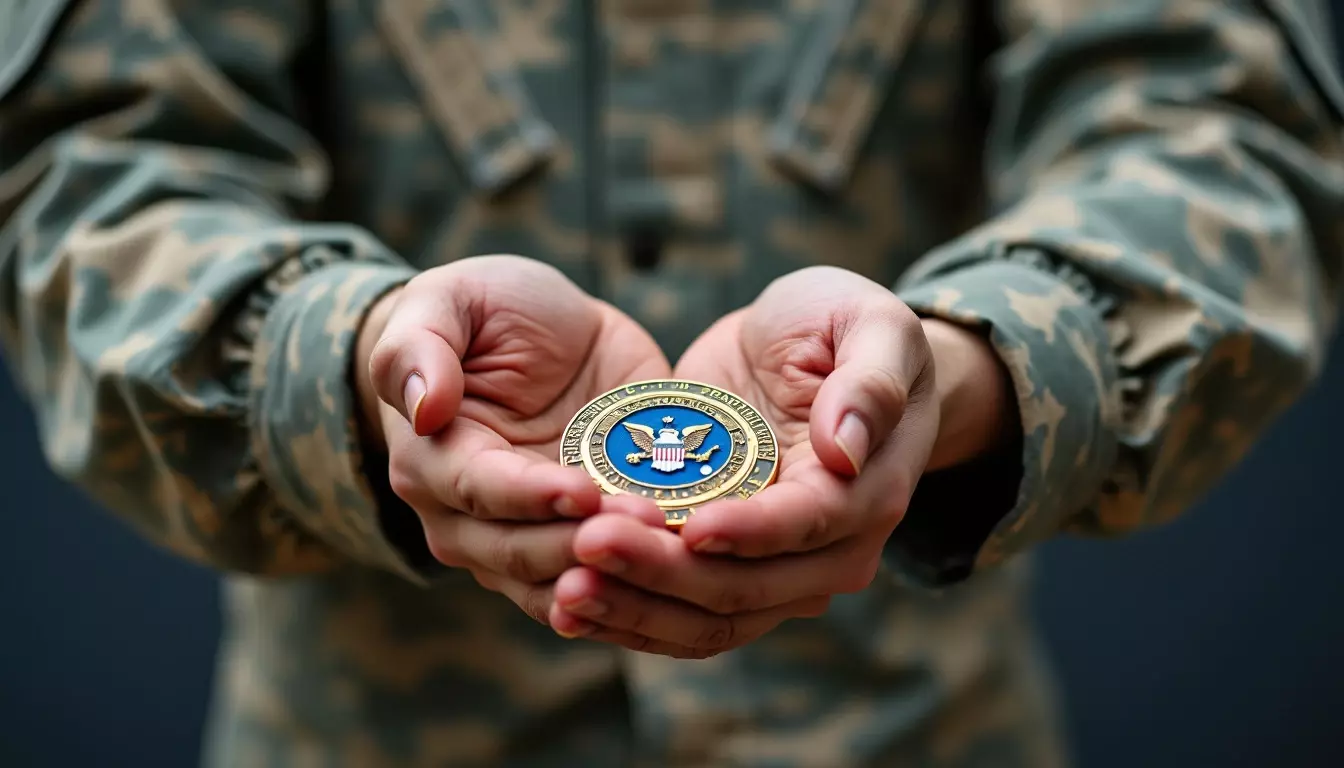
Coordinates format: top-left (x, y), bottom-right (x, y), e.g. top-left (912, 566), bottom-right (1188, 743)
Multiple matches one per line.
top-left (559, 380), bottom-right (779, 527)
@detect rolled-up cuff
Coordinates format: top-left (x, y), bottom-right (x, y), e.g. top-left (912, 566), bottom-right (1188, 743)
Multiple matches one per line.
top-left (890, 258), bottom-right (1121, 585)
top-left (248, 258), bottom-right (425, 581)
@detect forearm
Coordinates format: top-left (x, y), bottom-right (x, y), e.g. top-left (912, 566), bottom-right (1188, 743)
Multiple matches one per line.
top-left (353, 286), bottom-right (405, 455)
top-left (921, 317), bottom-right (1018, 473)
top-left (0, 0), bottom-right (423, 579)
top-left (1, 171), bottom-right (416, 575)
top-left (887, 0), bottom-right (1344, 585)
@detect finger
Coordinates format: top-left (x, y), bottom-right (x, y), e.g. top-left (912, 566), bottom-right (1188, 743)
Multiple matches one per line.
top-left (484, 576), bottom-right (557, 627)
top-left (431, 422), bottom-right (603, 520)
top-left (548, 609), bottom-right (722, 659)
top-left (552, 567), bottom-right (829, 650)
top-left (809, 302), bottom-right (930, 478)
top-left (680, 466), bottom-right (856, 557)
top-left (422, 512), bottom-right (580, 583)
top-left (368, 280), bottom-right (470, 435)
top-left (483, 569), bottom-right (719, 658)
top-left (573, 513), bottom-right (867, 613)
top-left (683, 414), bottom-right (938, 559)
top-left (600, 493), bottom-right (670, 528)
top-left (388, 417), bottom-right (601, 520)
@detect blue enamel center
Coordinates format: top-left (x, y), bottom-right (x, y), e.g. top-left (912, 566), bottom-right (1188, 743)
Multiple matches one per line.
top-left (604, 405), bottom-right (733, 488)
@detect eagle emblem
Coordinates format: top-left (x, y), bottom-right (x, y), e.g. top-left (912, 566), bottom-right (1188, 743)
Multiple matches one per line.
top-left (623, 416), bottom-right (720, 473)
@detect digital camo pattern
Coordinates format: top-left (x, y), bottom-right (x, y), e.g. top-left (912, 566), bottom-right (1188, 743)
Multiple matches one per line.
top-left (2, 0), bottom-right (1341, 765)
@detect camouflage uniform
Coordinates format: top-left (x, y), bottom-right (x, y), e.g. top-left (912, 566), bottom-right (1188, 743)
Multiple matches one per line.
top-left (2, 0), bottom-right (1342, 765)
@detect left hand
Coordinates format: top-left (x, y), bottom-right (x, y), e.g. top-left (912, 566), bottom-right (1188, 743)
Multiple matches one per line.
top-left (550, 267), bottom-right (1009, 657)
top-left (357, 255), bottom-right (673, 631)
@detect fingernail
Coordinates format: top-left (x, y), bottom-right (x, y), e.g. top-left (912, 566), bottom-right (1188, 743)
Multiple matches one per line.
top-left (553, 496), bottom-right (580, 518)
top-left (564, 597), bottom-right (609, 618)
top-left (692, 537), bottom-right (732, 555)
top-left (403, 372), bottom-right (427, 431)
top-left (835, 412), bottom-right (870, 474)
top-left (592, 554), bottom-right (627, 574)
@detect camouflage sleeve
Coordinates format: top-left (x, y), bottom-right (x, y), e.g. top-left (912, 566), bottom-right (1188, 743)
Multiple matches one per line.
top-left (0, 2), bottom-right (426, 579)
top-left (889, 0), bottom-right (1344, 586)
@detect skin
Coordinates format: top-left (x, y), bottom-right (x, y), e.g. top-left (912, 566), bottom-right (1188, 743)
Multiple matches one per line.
top-left (358, 255), bottom-right (671, 637)
top-left (357, 259), bottom-right (1015, 658)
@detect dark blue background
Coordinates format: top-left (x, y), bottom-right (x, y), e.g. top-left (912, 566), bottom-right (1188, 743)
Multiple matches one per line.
top-left (4, 22), bottom-right (1344, 768)
top-left (605, 405), bottom-right (734, 488)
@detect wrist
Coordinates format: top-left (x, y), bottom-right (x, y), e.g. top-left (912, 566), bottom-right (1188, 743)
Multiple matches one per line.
top-left (354, 287), bottom-right (403, 454)
top-left (921, 317), bottom-right (1018, 471)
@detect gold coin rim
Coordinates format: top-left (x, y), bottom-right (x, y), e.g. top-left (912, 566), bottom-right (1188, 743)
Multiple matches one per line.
top-left (559, 379), bottom-right (780, 522)
top-left (592, 396), bottom-right (744, 492)
top-left (578, 397), bottom-right (757, 508)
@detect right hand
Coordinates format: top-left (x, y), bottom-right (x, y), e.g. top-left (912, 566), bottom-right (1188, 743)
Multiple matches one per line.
top-left (356, 255), bottom-right (670, 624)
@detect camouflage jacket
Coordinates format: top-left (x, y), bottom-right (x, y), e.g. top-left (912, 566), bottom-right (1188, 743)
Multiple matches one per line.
top-left (3, 0), bottom-right (1342, 766)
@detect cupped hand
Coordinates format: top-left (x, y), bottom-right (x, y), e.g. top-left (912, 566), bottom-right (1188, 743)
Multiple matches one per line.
top-left (549, 266), bottom-right (952, 657)
top-left (355, 255), bottom-right (670, 624)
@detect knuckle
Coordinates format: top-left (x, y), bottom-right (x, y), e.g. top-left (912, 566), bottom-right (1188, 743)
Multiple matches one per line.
top-left (425, 534), bottom-right (453, 567)
top-left (835, 572), bottom-right (869, 594)
top-left (858, 484), bottom-right (908, 530)
top-left (856, 366), bottom-right (909, 418)
top-left (799, 596), bottom-right (833, 618)
top-left (427, 533), bottom-right (462, 569)
top-left (876, 497), bottom-right (909, 530)
top-left (386, 457), bottom-right (418, 502)
top-left (836, 558), bottom-right (882, 594)
top-left (900, 308), bottom-right (933, 348)
top-left (889, 298), bottom-right (923, 329)
top-left (473, 255), bottom-right (572, 295)
top-left (772, 265), bottom-right (845, 292)
top-left (622, 599), bottom-right (652, 636)
top-left (706, 582), bottom-right (765, 616)
top-left (800, 511), bottom-right (833, 549)
top-left (757, 267), bottom-right (851, 321)
top-left (488, 534), bottom-right (537, 583)
top-left (693, 616), bottom-right (737, 650)
top-left (520, 588), bottom-right (552, 626)
top-left (366, 335), bottom-right (399, 386)
top-left (482, 253), bottom-right (544, 275)
top-left (402, 270), bottom-right (433, 294)
top-left (449, 466), bottom-right (482, 517)
top-left (468, 568), bottom-right (498, 591)
top-left (623, 633), bottom-right (653, 653)
top-left (706, 586), bottom-right (744, 615)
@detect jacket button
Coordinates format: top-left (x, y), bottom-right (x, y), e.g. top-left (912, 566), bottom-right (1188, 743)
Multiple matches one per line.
top-left (625, 227), bottom-right (663, 272)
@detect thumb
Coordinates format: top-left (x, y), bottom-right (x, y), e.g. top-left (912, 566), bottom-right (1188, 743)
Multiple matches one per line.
top-left (367, 296), bottom-right (467, 436)
top-left (809, 306), bottom-right (932, 478)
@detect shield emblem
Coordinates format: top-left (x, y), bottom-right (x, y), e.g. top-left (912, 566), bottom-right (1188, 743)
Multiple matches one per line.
top-left (651, 427), bottom-right (685, 472)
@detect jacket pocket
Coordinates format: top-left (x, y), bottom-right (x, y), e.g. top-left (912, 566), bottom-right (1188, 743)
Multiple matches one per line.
top-left (766, 0), bottom-right (929, 194)
top-left (375, 0), bottom-right (558, 196)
